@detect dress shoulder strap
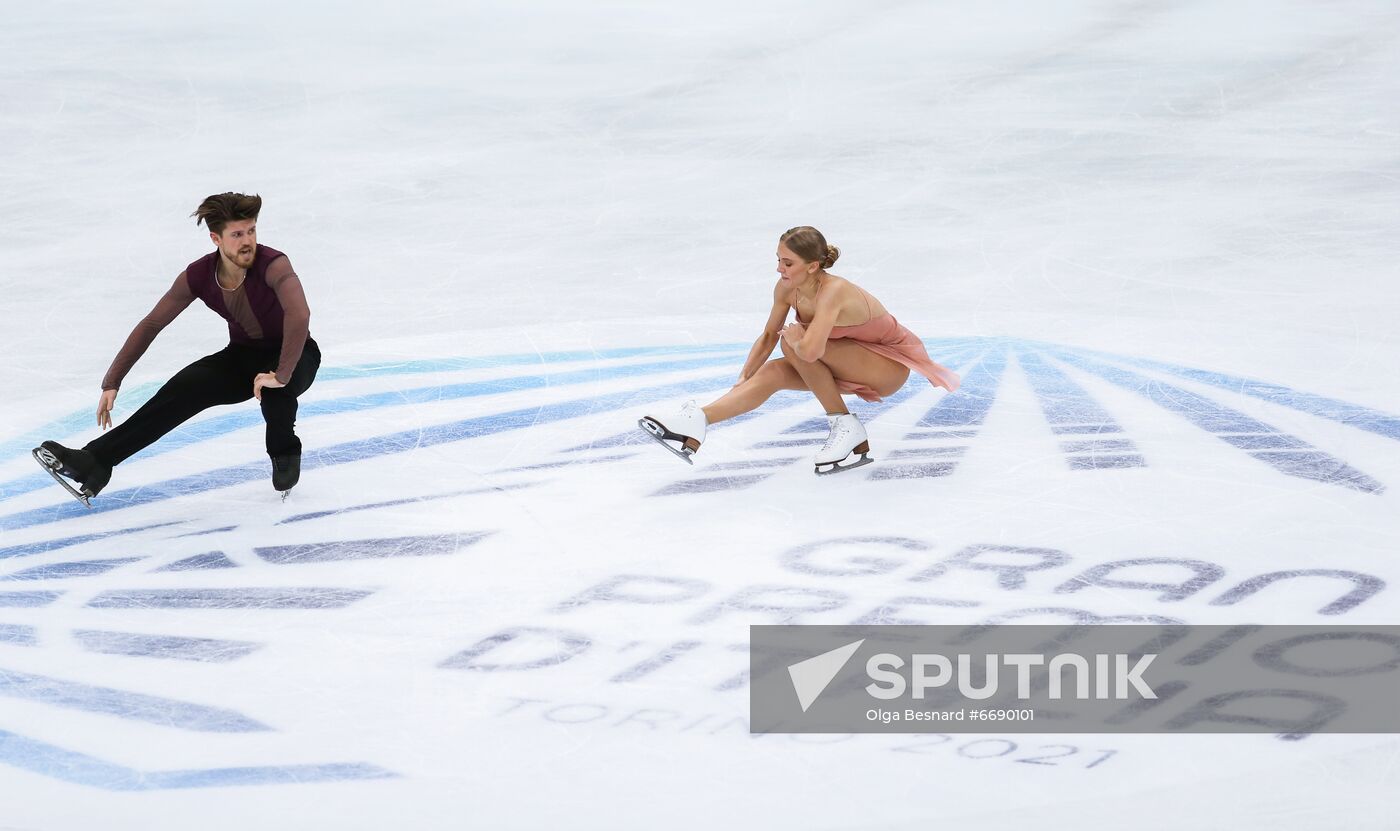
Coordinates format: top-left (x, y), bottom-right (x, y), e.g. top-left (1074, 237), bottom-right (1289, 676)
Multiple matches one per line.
top-left (851, 282), bottom-right (875, 323)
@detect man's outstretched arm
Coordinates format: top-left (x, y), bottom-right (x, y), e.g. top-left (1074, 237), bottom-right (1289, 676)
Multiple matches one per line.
top-left (96, 272), bottom-right (195, 427)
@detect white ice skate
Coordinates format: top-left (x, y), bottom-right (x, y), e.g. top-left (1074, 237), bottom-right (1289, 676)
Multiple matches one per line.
top-left (814, 413), bottom-right (873, 475)
top-left (638, 400), bottom-right (707, 465)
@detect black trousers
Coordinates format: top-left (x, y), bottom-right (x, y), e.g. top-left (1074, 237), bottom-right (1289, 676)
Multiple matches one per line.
top-left (86, 338), bottom-right (321, 467)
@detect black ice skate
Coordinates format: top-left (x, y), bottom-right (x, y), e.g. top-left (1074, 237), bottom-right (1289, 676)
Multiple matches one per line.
top-left (271, 452), bottom-right (301, 501)
top-left (638, 401), bottom-right (706, 465)
top-left (32, 441), bottom-right (111, 508)
top-left (814, 414), bottom-right (874, 476)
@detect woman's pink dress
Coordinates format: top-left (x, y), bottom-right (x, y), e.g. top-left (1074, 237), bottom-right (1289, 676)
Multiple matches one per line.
top-left (798, 286), bottom-right (960, 403)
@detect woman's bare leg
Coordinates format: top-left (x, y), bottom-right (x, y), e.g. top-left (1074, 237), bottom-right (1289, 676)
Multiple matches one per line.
top-left (779, 338), bottom-right (849, 414)
top-left (783, 339), bottom-right (911, 407)
top-left (702, 359), bottom-right (805, 424)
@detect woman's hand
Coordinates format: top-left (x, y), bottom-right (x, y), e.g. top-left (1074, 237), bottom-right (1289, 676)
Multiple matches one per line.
top-left (96, 389), bottom-right (117, 430)
top-left (253, 372), bottom-right (285, 402)
top-left (781, 322), bottom-right (806, 345)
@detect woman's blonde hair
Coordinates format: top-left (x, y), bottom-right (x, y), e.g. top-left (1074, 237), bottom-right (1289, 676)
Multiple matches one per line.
top-left (779, 226), bottom-right (840, 269)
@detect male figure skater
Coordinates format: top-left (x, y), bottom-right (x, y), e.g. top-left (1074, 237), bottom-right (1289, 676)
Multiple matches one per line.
top-left (34, 192), bottom-right (320, 505)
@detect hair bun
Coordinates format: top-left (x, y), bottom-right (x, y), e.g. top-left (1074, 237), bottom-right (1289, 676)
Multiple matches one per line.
top-left (779, 226), bottom-right (840, 269)
top-left (822, 245), bottom-right (840, 269)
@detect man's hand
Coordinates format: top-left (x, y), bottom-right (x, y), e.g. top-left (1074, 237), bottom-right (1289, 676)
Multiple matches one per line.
top-left (253, 372), bottom-right (285, 402)
top-left (97, 389), bottom-right (117, 430)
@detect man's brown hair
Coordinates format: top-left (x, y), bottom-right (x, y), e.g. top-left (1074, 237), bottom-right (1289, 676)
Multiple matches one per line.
top-left (192, 192), bottom-right (262, 235)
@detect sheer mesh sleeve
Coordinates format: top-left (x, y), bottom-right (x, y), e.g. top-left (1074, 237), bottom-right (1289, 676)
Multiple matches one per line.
top-left (267, 255), bottom-right (310, 384)
top-left (100, 272), bottom-right (196, 390)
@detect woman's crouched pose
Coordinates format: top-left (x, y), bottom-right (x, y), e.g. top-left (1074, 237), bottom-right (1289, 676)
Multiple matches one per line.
top-left (640, 226), bottom-right (960, 475)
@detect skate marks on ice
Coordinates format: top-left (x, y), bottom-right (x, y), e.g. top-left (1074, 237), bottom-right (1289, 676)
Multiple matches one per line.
top-left (1017, 350), bottom-right (1146, 471)
top-left (1, 339), bottom-right (1399, 792)
top-left (649, 342), bottom-right (986, 494)
top-left (0, 345), bottom-right (748, 531)
top-left (0, 668), bottom-right (395, 790)
top-left (647, 337), bottom-right (1399, 493)
top-left (1045, 346), bottom-right (1385, 493)
top-left (867, 346), bottom-right (1006, 482)
top-left (0, 728), bottom-right (393, 791)
top-left (4, 338), bottom-right (1396, 529)
top-left (0, 344), bottom-right (748, 504)
top-left (0, 344), bottom-right (747, 475)
top-left (0, 529), bottom-right (496, 788)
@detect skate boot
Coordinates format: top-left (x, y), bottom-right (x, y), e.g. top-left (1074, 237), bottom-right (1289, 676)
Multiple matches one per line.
top-left (814, 413), bottom-right (873, 475)
top-left (271, 452), bottom-right (301, 501)
top-left (32, 441), bottom-right (112, 507)
top-left (638, 400), bottom-right (707, 465)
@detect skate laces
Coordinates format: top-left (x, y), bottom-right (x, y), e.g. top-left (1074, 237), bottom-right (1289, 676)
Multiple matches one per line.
top-left (820, 416), bottom-right (850, 453)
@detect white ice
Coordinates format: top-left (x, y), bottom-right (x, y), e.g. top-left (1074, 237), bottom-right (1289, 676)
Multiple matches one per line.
top-left (2, 1), bottom-right (1399, 828)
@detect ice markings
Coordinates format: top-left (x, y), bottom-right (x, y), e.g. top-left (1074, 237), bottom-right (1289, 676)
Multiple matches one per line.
top-left (651, 393), bottom-right (932, 491)
top-left (171, 525), bottom-right (239, 538)
top-left (871, 349), bottom-right (1006, 481)
top-left (86, 588), bottom-right (374, 610)
top-left (562, 431), bottom-right (655, 452)
top-left (1017, 349), bottom-right (1145, 471)
top-left (780, 381), bottom-right (925, 436)
top-left (0, 729), bottom-right (394, 790)
top-left (0, 668), bottom-right (269, 731)
top-left (0, 372), bottom-right (737, 532)
top-left (0, 349), bottom-right (747, 504)
top-left (653, 347), bottom-right (980, 494)
top-left (651, 475), bottom-right (771, 496)
top-left (0, 624), bottom-right (36, 646)
top-left (254, 532), bottom-right (490, 564)
top-left (0, 591), bottom-right (62, 607)
top-left (279, 483), bottom-right (536, 524)
top-left (752, 438), bottom-right (832, 449)
top-left (565, 392), bottom-right (811, 460)
top-left (1218, 435), bottom-right (1307, 450)
top-left (72, 630), bottom-right (263, 662)
top-left (153, 552), bottom-right (238, 572)
top-left (314, 343), bottom-right (746, 382)
top-left (869, 462), bottom-right (958, 480)
top-left (497, 453), bottom-right (636, 473)
top-left (887, 447), bottom-right (967, 459)
top-left (4, 557), bottom-right (145, 581)
top-left (707, 457), bottom-right (803, 470)
top-left (913, 348), bottom-right (1005, 429)
top-left (0, 522), bottom-right (181, 562)
top-left (8, 339), bottom-right (1392, 528)
top-left (1077, 347), bottom-right (1400, 442)
top-left (1053, 350), bottom-right (1384, 493)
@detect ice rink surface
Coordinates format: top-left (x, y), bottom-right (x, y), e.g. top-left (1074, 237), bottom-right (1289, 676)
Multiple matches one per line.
top-left (2, 1), bottom-right (1400, 828)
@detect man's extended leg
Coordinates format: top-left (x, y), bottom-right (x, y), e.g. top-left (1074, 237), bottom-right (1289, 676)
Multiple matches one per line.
top-left (84, 346), bottom-right (252, 468)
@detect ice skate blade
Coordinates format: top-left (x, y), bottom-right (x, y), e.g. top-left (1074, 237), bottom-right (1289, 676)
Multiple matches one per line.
top-left (32, 447), bottom-right (94, 508)
top-left (814, 452), bottom-right (874, 476)
top-left (637, 417), bottom-right (696, 465)
top-left (280, 490), bottom-right (291, 502)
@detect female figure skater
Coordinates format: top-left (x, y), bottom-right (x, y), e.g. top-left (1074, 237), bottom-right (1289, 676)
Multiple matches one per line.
top-left (639, 226), bottom-right (960, 475)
